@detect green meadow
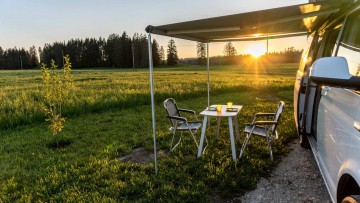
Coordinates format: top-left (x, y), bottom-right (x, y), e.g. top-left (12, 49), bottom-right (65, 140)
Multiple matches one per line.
top-left (0, 63), bottom-right (298, 201)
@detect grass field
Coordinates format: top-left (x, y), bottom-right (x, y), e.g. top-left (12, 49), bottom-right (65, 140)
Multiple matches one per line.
top-left (0, 63), bottom-right (299, 201)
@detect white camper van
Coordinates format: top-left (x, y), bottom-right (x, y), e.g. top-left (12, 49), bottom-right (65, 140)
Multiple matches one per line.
top-left (294, 1), bottom-right (360, 202)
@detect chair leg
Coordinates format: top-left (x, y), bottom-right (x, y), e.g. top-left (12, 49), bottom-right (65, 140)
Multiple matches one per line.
top-left (239, 132), bottom-right (252, 159)
top-left (202, 134), bottom-right (209, 154)
top-left (189, 128), bottom-right (199, 148)
top-left (266, 133), bottom-right (273, 161)
top-left (170, 130), bottom-right (183, 151)
top-left (170, 129), bottom-right (176, 151)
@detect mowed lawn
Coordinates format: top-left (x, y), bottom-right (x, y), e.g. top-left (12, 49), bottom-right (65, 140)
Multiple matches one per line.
top-left (0, 63), bottom-right (299, 202)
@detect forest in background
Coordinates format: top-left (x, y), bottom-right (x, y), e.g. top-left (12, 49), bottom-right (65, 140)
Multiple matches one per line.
top-left (0, 32), bottom-right (165, 70)
top-left (0, 33), bottom-right (302, 70)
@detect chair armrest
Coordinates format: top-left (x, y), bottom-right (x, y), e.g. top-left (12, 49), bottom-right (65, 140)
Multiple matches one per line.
top-left (252, 113), bottom-right (275, 124)
top-left (167, 115), bottom-right (187, 122)
top-left (178, 108), bottom-right (196, 115)
top-left (179, 108), bottom-right (198, 120)
top-left (254, 121), bottom-right (278, 125)
top-left (255, 113), bottom-right (275, 117)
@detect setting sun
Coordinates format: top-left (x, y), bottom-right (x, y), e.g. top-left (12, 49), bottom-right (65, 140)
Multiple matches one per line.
top-left (246, 44), bottom-right (266, 58)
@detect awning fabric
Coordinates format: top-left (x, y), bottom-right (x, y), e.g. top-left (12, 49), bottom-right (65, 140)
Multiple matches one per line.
top-left (146, 1), bottom-right (343, 42)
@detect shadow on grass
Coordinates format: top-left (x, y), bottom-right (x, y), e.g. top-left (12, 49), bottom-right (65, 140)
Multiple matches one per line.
top-left (46, 139), bottom-right (72, 149)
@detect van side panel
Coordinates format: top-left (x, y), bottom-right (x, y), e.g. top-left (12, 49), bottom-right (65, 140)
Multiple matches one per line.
top-left (317, 87), bottom-right (360, 201)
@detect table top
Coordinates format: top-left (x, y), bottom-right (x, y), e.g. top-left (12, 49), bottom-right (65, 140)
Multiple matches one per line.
top-left (200, 105), bottom-right (243, 117)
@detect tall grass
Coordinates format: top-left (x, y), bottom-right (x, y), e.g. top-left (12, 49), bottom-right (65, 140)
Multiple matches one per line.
top-left (0, 63), bottom-right (297, 130)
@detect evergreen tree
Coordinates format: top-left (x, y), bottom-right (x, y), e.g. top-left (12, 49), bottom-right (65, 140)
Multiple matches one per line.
top-left (140, 34), bottom-right (149, 68)
top-left (120, 32), bottom-right (133, 68)
top-left (152, 39), bottom-right (160, 66)
top-left (159, 46), bottom-right (165, 65)
top-left (132, 33), bottom-right (149, 68)
top-left (167, 38), bottom-right (178, 66)
top-left (104, 33), bottom-right (119, 67)
top-left (98, 37), bottom-right (106, 66)
top-left (0, 46), bottom-right (3, 68)
top-left (55, 42), bottom-right (65, 66)
top-left (18, 48), bottom-right (29, 69)
top-left (196, 42), bottom-right (206, 65)
top-left (38, 47), bottom-right (43, 64)
top-left (5, 48), bottom-right (20, 69)
top-left (65, 39), bottom-right (82, 68)
top-left (29, 46), bottom-right (39, 67)
top-left (223, 42), bottom-right (237, 57)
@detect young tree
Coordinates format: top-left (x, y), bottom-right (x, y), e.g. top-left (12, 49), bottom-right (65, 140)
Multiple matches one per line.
top-left (40, 55), bottom-right (74, 148)
top-left (167, 38), bottom-right (178, 66)
top-left (196, 42), bottom-right (206, 65)
top-left (223, 42), bottom-right (237, 57)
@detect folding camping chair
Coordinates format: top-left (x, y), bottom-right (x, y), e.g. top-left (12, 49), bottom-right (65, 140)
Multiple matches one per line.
top-left (164, 98), bottom-right (208, 152)
top-left (239, 101), bottom-right (285, 161)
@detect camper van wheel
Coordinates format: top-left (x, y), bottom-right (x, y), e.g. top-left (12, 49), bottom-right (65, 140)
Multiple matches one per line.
top-left (299, 132), bottom-right (310, 149)
top-left (342, 195), bottom-right (360, 203)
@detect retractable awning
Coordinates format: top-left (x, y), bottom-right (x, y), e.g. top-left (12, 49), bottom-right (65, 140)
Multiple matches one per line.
top-left (146, 1), bottom-right (342, 42)
top-left (146, 1), bottom-right (344, 174)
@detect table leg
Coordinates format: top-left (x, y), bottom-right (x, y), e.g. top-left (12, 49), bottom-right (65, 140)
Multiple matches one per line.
top-left (228, 117), bottom-right (237, 162)
top-left (233, 116), bottom-right (240, 142)
top-left (216, 117), bottom-right (221, 139)
top-left (197, 115), bottom-right (208, 158)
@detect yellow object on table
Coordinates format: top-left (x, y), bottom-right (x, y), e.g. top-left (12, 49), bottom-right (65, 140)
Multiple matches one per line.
top-left (216, 105), bottom-right (222, 112)
top-left (227, 102), bottom-right (233, 108)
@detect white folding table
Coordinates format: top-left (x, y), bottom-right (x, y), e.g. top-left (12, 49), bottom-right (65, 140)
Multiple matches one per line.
top-left (197, 105), bottom-right (242, 162)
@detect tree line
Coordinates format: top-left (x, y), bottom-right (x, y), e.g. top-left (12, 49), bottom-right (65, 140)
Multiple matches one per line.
top-left (0, 32), bottom-right (180, 70)
top-left (39, 32), bottom-right (166, 69)
top-left (185, 42), bottom-right (303, 66)
top-left (0, 37), bottom-right (302, 70)
top-left (0, 46), bottom-right (39, 69)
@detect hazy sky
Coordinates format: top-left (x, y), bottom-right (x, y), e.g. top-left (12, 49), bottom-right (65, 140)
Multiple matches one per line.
top-left (0, 0), bottom-right (308, 58)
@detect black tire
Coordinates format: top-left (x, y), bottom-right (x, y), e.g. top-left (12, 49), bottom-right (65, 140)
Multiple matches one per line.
top-left (299, 132), bottom-right (310, 149)
top-left (342, 195), bottom-right (360, 203)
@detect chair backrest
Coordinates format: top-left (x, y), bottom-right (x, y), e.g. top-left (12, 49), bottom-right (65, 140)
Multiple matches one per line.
top-left (164, 98), bottom-right (181, 127)
top-left (271, 101), bottom-right (285, 133)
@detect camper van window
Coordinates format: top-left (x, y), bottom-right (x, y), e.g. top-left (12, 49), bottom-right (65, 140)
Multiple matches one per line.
top-left (337, 10), bottom-right (360, 76)
top-left (322, 27), bottom-right (341, 57)
top-left (340, 11), bottom-right (360, 50)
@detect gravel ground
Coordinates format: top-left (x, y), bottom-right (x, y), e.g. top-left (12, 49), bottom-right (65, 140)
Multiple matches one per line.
top-left (236, 138), bottom-right (332, 203)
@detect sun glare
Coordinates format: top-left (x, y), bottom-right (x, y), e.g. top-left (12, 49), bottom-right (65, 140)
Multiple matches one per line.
top-left (246, 44), bottom-right (266, 58)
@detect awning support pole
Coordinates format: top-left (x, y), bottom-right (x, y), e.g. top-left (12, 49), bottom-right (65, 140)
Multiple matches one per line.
top-left (207, 43), bottom-right (210, 108)
top-left (266, 35), bottom-right (269, 54)
top-left (147, 32), bottom-right (158, 175)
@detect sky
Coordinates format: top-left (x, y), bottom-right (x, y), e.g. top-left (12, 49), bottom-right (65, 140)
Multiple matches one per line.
top-left (0, 0), bottom-right (309, 58)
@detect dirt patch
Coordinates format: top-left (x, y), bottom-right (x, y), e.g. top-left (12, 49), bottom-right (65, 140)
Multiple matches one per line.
top-left (118, 148), bottom-right (166, 165)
